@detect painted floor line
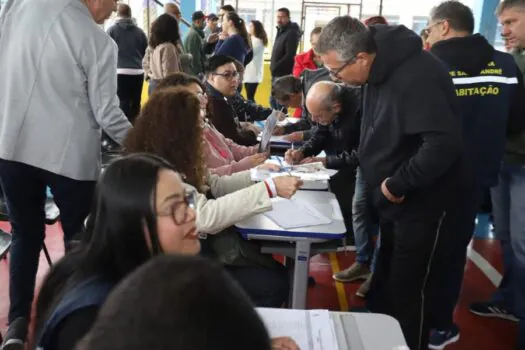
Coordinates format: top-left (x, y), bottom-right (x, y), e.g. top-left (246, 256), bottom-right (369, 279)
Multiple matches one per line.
top-left (467, 244), bottom-right (502, 287)
top-left (328, 252), bottom-right (349, 311)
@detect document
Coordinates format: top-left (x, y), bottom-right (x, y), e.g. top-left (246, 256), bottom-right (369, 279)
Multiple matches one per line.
top-left (263, 197), bottom-right (332, 229)
top-left (251, 161), bottom-right (335, 182)
top-left (256, 308), bottom-right (340, 350)
top-left (259, 110), bottom-right (279, 153)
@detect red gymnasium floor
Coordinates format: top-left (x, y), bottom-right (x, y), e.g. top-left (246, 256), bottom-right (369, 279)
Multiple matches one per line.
top-left (0, 216), bottom-right (518, 349)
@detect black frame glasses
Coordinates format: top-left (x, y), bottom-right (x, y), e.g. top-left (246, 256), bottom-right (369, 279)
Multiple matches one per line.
top-left (327, 58), bottom-right (355, 80)
top-left (212, 71), bottom-right (240, 81)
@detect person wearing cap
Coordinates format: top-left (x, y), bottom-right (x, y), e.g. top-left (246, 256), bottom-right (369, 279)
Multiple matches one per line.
top-left (184, 11), bottom-right (208, 76)
top-left (205, 13), bottom-right (220, 40)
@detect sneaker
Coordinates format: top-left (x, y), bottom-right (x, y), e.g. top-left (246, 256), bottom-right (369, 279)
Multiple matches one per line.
top-left (1, 317), bottom-right (28, 350)
top-left (469, 301), bottom-right (519, 322)
top-left (428, 324), bottom-right (460, 350)
top-left (333, 262), bottom-right (371, 283)
top-left (355, 273), bottom-right (373, 298)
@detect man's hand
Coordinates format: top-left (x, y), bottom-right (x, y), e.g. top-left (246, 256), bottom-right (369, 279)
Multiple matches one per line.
top-left (207, 33), bottom-right (219, 43)
top-left (273, 126), bottom-right (285, 135)
top-left (381, 178), bottom-right (404, 203)
top-left (274, 110), bottom-right (287, 121)
top-left (273, 176), bottom-right (303, 199)
top-left (284, 149), bottom-right (304, 165)
top-left (240, 122), bottom-right (260, 135)
top-left (284, 131), bottom-right (304, 143)
top-left (271, 337), bottom-right (300, 350)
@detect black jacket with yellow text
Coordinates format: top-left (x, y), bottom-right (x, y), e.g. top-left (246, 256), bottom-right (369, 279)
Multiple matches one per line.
top-left (431, 34), bottom-right (525, 187)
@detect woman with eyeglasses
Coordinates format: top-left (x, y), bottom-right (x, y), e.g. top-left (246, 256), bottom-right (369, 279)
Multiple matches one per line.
top-left (156, 73), bottom-right (272, 176)
top-left (123, 86), bottom-right (303, 308)
top-left (30, 153), bottom-right (199, 350)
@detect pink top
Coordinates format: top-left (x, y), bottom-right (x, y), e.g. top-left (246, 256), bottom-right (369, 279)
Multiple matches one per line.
top-left (203, 122), bottom-right (258, 175)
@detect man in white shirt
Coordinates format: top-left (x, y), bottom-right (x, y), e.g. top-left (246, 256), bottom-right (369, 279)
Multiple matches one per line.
top-left (0, 0), bottom-right (131, 348)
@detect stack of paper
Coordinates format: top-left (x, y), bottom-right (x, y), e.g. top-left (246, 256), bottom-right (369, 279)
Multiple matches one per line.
top-left (256, 308), bottom-right (340, 350)
top-left (263, 197), bottom-right (332, 229)
top-left (251, 162), bottom-right (335, 182)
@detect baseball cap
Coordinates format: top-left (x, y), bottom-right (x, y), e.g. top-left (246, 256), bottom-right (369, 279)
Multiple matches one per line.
top-left (207, 13), bottom-right (219, 21)
top-left (192, 11), bottom-right (206, 21)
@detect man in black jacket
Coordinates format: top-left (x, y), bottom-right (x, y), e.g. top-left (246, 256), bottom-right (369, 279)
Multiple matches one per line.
top-left (318, 17), bottom-right (465, 350)
top-left (426, 2), bottom-right (525, 349)
top-left (285, 81), bottom-right (361, 239)
top-left (269, 8), bottom-right (301, 112)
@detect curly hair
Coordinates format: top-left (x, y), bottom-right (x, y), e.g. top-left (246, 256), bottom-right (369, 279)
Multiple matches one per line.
top-left (149, 13), bottom-right (181, 48)
top-left (123, 87), bottom-right (206, 190)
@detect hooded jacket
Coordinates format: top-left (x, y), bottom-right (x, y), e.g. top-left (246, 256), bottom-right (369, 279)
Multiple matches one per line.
top-left (107, 18), bottom-right (148, 70)
top-left (358, 25), bottom-right (464, 214)
top-left (270, 22), bottom-right (302, 77)
top-left (431, 34), bottom-right (525, 186)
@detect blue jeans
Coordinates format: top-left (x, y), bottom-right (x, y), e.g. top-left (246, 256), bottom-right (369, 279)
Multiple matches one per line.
top-left (0, 159), bottom-right (95, 323)
top-left (490, 161), bottom-right (525, 346)
top-left (353, 167), bottom-right (379, 270)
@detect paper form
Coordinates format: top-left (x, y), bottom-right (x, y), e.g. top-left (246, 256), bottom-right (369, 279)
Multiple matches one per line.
top-left (256, 308), bottom-right (339, 350)
top-left (263, 198), bottom-right (332, 229)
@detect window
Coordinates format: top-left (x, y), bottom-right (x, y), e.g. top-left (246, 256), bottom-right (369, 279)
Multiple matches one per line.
top-left (494, 23), bottom-right (506, 52)
top-left (412, 16), bottom-right (428, 36)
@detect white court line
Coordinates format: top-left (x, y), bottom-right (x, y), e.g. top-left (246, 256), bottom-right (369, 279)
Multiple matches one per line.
top-left (467, 242), bottom-right (502, 287)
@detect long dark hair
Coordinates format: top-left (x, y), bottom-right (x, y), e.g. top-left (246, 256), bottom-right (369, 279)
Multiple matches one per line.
top-left (32, 154), bottom-right (179, 347)
top-left (250, 20), bottom-right (268, 46)
top-left (149, 13), bottom-right (181, 48)
top-left (226, 12), bottom-right (252, 49)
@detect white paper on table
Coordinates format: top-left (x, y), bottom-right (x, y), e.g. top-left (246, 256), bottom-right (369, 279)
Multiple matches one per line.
top-left (256, 308), bottom-right (339, 350)
top-left (258, 111), bottom-right (279, 152)
top-left (251, 161), bottom-right (334, 182)
top-left (263, 197), bottom-right (332, 229)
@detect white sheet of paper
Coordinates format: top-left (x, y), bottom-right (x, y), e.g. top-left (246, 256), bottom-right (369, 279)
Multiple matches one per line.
top-left (256, 308), bottom-right (339, 350)
top-left (263, 197), bottom-right (332, 229)
top-left (259, 111), bottom-right (279, 152)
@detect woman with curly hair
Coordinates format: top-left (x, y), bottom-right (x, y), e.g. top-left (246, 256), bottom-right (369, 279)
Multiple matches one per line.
top-left (123, 87), bottom-right (302, 307)
top-left (156, 73), bottom-right (271, 176)
top-left (143, 13), bottom-right (183, 95)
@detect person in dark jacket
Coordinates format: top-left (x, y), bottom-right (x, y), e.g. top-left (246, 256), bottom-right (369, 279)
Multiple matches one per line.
top-left (271, 68), bottom-right (332, 142)
top-left (184, 11), bottom-right (207, 77)
top-left (214, 12), bottom-right (252, 66)
top-left (107, 4), bottom-right (148, 123)
top-left (205, 55), bottom-right (258, 146)
top-left (318, 17), bottom-right (465, 350)
top-left (269, 8), bottom-right (302, 111)
top-left (425, 2), bottom-right (525, 349)
top-left (285, 81), bottom-right (361, 241)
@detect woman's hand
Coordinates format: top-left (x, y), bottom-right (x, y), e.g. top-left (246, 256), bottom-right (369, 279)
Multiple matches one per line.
top-left (271, 337), bottom-right (301, 350)
top-left (246, 153), bottom-right (268, 168)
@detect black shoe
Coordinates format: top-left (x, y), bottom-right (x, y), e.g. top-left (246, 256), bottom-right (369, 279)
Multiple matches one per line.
top-left (1, 317), bottom-right (28, 350)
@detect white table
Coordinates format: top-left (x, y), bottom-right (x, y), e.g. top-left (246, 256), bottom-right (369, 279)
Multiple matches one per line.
top-left (236, 191), bottom-right (346, 309)
top-left (332, 312), bottom-right (408, 349)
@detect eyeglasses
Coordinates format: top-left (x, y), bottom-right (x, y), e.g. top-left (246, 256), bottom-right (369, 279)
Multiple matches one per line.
top-left (157, 190), bottom-right (197, 225)
top-left (424, 20), bottom-right (445, 35)
top-left (327, 58), bottom-right (355, 80)
top-left (212, 71), bottom-right (240, 81)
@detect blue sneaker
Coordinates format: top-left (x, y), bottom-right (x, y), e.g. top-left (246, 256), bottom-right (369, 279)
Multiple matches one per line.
top-left (428, 324), bottom-right (460, 350)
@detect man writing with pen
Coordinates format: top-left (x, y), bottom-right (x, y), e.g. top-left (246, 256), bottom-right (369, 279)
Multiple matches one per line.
top-left (285, 81), bottom-right (362, 240)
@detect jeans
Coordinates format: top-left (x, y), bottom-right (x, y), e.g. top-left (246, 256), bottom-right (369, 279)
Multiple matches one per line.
top-left (489, 162), bottom-right (525, 346)
top-left (353, 167), bottom-right (379, 270)
top-left (0, 159), bottom-right (95, 323)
